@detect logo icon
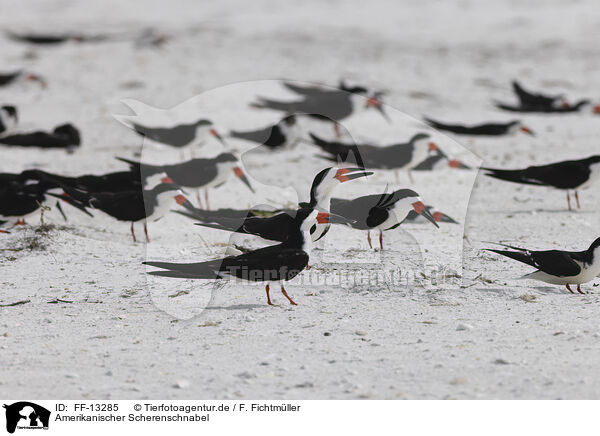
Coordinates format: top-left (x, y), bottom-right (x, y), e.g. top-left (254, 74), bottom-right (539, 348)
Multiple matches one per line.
top-left (3, 402), bottom-right (50, 434)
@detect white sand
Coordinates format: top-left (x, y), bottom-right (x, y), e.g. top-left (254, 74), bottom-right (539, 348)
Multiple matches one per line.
top-left (1, 0), bottom-right (600, 399)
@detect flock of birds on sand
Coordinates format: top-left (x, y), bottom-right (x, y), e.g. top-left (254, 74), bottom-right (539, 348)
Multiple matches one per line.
top-left (2, 31), bottom-right (600, 304)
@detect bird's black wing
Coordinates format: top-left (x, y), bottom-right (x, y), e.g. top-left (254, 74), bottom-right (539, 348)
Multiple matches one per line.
top-left (0, 131), bottom-right (67, 148)
top-left (6, 32), bottom-right (70, 44)
top-left (146, 244), bottom-right (308, 282)
top-left (488, 247), bottom-right (582, 277)
top-left (520, 161), bottom-right (590, 189)
top-left (493, 101), bottom-right (532, 112)
top-left (0, 71), bottom-right (21, 86)
top-left (512, 81), bottom-right (560, 108)
top-left (424, 117), bottom-right (472, 134)
top-left (131, 122), bottom-right (193, 147)
top-left (221, 245), bottom-right (309, 281)
top-left (331, 194), bottom-right (389, 229)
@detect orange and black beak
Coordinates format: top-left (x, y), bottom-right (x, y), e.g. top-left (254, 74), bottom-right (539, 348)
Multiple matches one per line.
top-left (316, 211), bottom-right (355, 226)
top-left (365, 96), bottom-right (391, 123)
top-left (233, 167), bottom-right (254, 193)
top-left (174, 194), bottom-right (194, 209)
top-left (520, 126), bottom-right (535, 136)
top-left (448, 159), bottom-right (470, 169)
top-left (333, 167), bottom-right (373, 182)
top-left (433, 211), bottom-right (458, 224)
top-left (412, 201), bottom-right (439, 228)
top-left (210, 128), bottom-right (226, 146)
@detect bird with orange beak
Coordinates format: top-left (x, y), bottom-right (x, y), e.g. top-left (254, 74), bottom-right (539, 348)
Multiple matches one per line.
top-left (117, 152), bottom-right (253, 210)
top-left (330, 188), bottom-right (439, 249)
top-left (424, 117), bottom-right (535, 137)
top-left (51, 176), bottom-right (191, 242)
top-left (311, 132), bottom-right (439, 183)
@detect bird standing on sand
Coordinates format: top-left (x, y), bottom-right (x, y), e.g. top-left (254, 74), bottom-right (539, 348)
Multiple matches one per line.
top-left (486, 238), bottom-right (600, 294)
top-left (0, 124), bottom-right (80, 152)
top-left (424, 117), bottom-right (534, 136)
top-left (53, 179), bottom-right (190, 242)
top-left (311, 132), bottom-right (438, 182)
top-left (0, 174), bottom-right (90, 225)
top-left (129, 118), bottom-right (225, 152)
top-left (330, 189), bottom-right (439, 249)
top-left (117, 153), bottom-right (254, 209)
top-left (483, 155), bottom-right (600, 210)
top-left (144, 207), bottom-right (321, 306)
top-left (495, 80), bottom-right (596, 113)
top-left (251, 81), bottom-right (388, 137)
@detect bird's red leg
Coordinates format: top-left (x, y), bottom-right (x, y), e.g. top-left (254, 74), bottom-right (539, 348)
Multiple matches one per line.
top-left (144, 222), bottom-right (150, 243)
top-left (205, 189), bottom-right (210, 210)
top-left (567, 192), bottom-right (571, 211)
top-left (577, 284), bottom-right (585, 294)
top-left (14, 219), bottom-right (26, 226)
top-left (131, 222), bottom-right (137, 242)
top-left (379, 230), bottom-right (383, 250)
top-left (566, 284), bottom-right (574, 294)
top-left (280, 285), bottom-right (298, 305)
top-left (265, 284), bottom-right (274, 306)
top-left (575, 191), bottom-right (581, 209)
top-left (334, 123), bottom-right (341, 138)
top-left (367, 231), bottom-right (372, 249)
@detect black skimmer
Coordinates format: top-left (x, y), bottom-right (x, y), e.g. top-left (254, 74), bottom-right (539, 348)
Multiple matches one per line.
top-left (0, 124), bottom-right (80, 152)
top-left (495, 81), bottom-right (592, 113)
top-left (402, 206), bottom-right (458, 224)
top-left (486, 238), bottom-right (600, 294)
top-left (0, 176), bottom-right (90, 225)
top-left (311, 132), bottom-right (437, 182)
top-left (22, 167), bottom-right (166, 194)
top-left (483, 155), bottom-right (600, 210)
top-left (144, 207), bottom-right (320, 306)
top-left (0, 70), bottom-right (46, 88)
top-left (230, 115), bottom-right (301, 150)
top-left (117, 153), bottom-right (253, 209)
top-left (129, 118), bottom-right (224, 149)
top-left (424, 117), bottom-right (534, 136)
top-left (181, 167), bottom-right (370, 243)
top-left (330, 189), bottom-right (439, 249)
top-left (54, 179), bottom-right (190, 242)
top-left (6, 31), bottom-right (110, 45)
top-left (251, 81), bottom-right (388, 136)
top-left (0, 105), bottom-right (18, 135)
top-left (496, 100), bottom-right (591, 113)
